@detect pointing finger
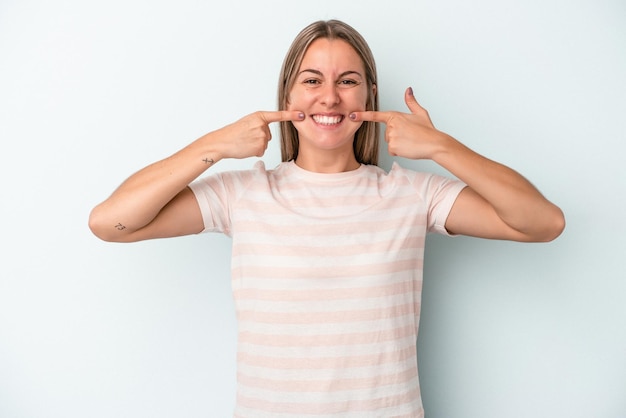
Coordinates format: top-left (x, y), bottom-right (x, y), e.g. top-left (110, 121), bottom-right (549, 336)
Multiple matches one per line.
top-left (259, 110), bottom-right (305, 124)
top-left (349, 111), bottom-right (393, 124)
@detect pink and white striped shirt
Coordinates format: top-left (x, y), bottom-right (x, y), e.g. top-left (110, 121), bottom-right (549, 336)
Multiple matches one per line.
top-left (190, 160), bottom-right (465, 418)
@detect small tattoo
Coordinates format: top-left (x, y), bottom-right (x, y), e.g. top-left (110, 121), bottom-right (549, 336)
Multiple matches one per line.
top-left (203, 158), bottom-right (215, 165)
top-left (115, 223), bottom-right (126, 230)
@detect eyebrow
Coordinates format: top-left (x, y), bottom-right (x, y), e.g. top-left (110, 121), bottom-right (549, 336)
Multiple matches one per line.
top-left (298, 69), bottom-right (364, 79)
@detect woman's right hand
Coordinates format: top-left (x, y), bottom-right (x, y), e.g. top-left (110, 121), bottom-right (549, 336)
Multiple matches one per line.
top-left (213, 110), bottom-right (304, 160)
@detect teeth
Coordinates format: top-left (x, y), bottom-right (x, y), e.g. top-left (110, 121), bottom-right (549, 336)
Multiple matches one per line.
top-left (312, 115), bottom-right (342, 125)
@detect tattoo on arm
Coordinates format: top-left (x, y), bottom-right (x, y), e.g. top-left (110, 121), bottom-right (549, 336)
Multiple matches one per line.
top-left (110, 156), bottom-right (214, 235)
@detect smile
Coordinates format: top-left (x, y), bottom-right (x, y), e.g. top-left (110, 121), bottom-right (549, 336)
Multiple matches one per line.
top-left (311, 114), bottom-right (344, 126)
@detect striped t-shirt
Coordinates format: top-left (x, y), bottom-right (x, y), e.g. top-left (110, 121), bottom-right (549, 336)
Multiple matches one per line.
top-left (189, 160), bottom-right (465, 418)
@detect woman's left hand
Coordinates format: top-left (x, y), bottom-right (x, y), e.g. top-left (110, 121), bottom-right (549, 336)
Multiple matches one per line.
top-left (350, 87), bottom-right (449, 160)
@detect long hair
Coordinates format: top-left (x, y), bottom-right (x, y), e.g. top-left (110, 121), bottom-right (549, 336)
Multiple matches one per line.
top-left (278, 20), bottom-right (380, 165)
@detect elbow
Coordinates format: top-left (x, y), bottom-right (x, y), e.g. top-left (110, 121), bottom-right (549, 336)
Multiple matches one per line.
top-left (88, 207), bottom-right (120, 242)
top-left (88, 209), bottom-right (110, 242)
top-left (536, 205), bottom-right (566, 242)
top-left (551, 212), bottom-right (566, 241)
top-left (88, 206), bottom-right (142, 243)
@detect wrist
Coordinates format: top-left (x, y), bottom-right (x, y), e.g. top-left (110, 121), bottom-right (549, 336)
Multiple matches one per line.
top-left (195, 130), bottom-right (226, 165)
top-left (429, 132), bottom-right (459, 163)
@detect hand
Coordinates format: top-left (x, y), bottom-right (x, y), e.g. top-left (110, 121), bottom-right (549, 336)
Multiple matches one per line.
top-left (215, 110), bottom-right (304, 159)
top-left (350, 88), bottom-right (446, 160)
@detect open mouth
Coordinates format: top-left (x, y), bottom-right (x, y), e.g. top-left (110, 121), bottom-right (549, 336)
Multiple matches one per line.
top-left (311, 114), bottom-right (344, 126)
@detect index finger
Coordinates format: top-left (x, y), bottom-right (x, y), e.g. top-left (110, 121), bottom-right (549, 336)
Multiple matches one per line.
top-left (260, 110), bottom-right (305, 123)
top-left (349, 111), bottom-right (393, 124)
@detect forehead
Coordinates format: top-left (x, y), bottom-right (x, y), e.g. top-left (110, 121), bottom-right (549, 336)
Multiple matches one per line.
top-left (299, 38), bottom-right (364, 73)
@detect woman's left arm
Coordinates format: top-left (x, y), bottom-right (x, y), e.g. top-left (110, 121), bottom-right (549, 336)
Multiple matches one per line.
top-left (350, 87), bottom-right (565, 242)
top-left (433, 137), bottom-right (565, 242)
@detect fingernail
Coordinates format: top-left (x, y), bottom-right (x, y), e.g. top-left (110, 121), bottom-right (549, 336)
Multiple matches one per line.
top-left (349, 113), bottom-right (356, 121)
top-left (298, 112), bottom-right (304, 120)
top-left (408, 87), bottom-right (414, 96)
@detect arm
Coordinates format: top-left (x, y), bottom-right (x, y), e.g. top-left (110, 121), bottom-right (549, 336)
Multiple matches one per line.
top-left (350, 88), bottom-right (565, 242)
top-left (434, 138), bottom-right (565, 242)
top-left (88, 110), bottom-right (304, 242)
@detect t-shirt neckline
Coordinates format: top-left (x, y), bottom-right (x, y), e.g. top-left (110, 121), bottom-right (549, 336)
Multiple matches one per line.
top-left (287, 160), bottom-right (366, 183)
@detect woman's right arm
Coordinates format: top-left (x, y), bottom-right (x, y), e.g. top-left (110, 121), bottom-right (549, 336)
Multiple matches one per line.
top-left (88, 110), bottom-right (304, 242)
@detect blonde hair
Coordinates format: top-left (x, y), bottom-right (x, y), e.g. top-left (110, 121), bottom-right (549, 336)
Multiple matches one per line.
top-left (278, 20), bottom-right (380, 165)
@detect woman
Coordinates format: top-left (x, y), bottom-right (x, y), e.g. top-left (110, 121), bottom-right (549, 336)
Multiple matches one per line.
top-left (90, 19), bottom-right (564, 418)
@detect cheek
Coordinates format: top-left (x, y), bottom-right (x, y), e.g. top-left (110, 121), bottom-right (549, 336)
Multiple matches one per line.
top-left (347, 86), bottom-right (369, 108)
top-left (288, 89), bottom-right (307, 108)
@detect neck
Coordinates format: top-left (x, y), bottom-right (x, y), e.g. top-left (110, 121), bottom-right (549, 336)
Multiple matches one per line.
top-left (295, 149), bottom-right (360, 173)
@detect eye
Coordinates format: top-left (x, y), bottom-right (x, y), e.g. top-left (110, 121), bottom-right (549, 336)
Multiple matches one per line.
top-left (303, 78), bottom-right (321, 86)
top-left (338, 79), bottom-right (360, 88)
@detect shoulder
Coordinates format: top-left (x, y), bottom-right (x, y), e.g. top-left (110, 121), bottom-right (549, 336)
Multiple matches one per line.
top-left (189, 160), bottom-right (282, 200)
top-left (194, 160), bottom-right (275, 185)
top-left (386, 161), bottom-right (434, 183)
top-left (386, 161), bottom-right (466, 199)
top-left (387, 161), bottom-right (459, 184)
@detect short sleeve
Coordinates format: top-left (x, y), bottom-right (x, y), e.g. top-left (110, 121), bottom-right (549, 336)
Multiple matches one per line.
top-left (188, 164), bottom-right (262, 236)
top-left (390, 163), bottom-right (467, 236)
top-left (188, 172), bottom-right (233, 235)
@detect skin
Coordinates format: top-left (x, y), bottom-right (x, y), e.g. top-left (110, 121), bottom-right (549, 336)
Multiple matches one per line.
top-left (89, 37), bottom-right (565, 243)
top-left (287, 38), bottom-right (371, 173)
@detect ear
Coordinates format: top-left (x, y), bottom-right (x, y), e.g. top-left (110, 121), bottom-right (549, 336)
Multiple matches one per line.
top-left (372, 83), bottom-right (377, 97)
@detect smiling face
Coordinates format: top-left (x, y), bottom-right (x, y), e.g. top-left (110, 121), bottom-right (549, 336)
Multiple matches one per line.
top-left (288, 38), bottom-right (371, 168)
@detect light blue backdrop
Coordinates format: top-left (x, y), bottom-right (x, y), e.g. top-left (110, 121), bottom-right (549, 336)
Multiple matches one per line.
top-left (1, 0), bottom-right (624, 417)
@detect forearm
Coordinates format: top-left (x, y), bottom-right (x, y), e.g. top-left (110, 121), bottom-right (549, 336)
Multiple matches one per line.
top-left (433, 134), bottom-right (564, 240)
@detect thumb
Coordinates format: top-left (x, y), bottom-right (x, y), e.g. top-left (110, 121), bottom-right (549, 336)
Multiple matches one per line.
top-left (404, 87), bottom-right (424, 115)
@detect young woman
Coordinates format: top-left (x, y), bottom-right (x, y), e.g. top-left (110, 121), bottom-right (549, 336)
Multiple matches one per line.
top-left (90, 19), bottom-right (564, 418)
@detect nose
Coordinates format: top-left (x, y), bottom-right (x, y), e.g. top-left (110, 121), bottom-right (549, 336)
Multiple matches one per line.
top-left (319, 82), bottom-right (340, 107)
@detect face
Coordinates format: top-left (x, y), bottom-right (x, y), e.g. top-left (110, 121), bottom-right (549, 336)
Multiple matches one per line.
top-left (288, 38), bottom-right (371, 156)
